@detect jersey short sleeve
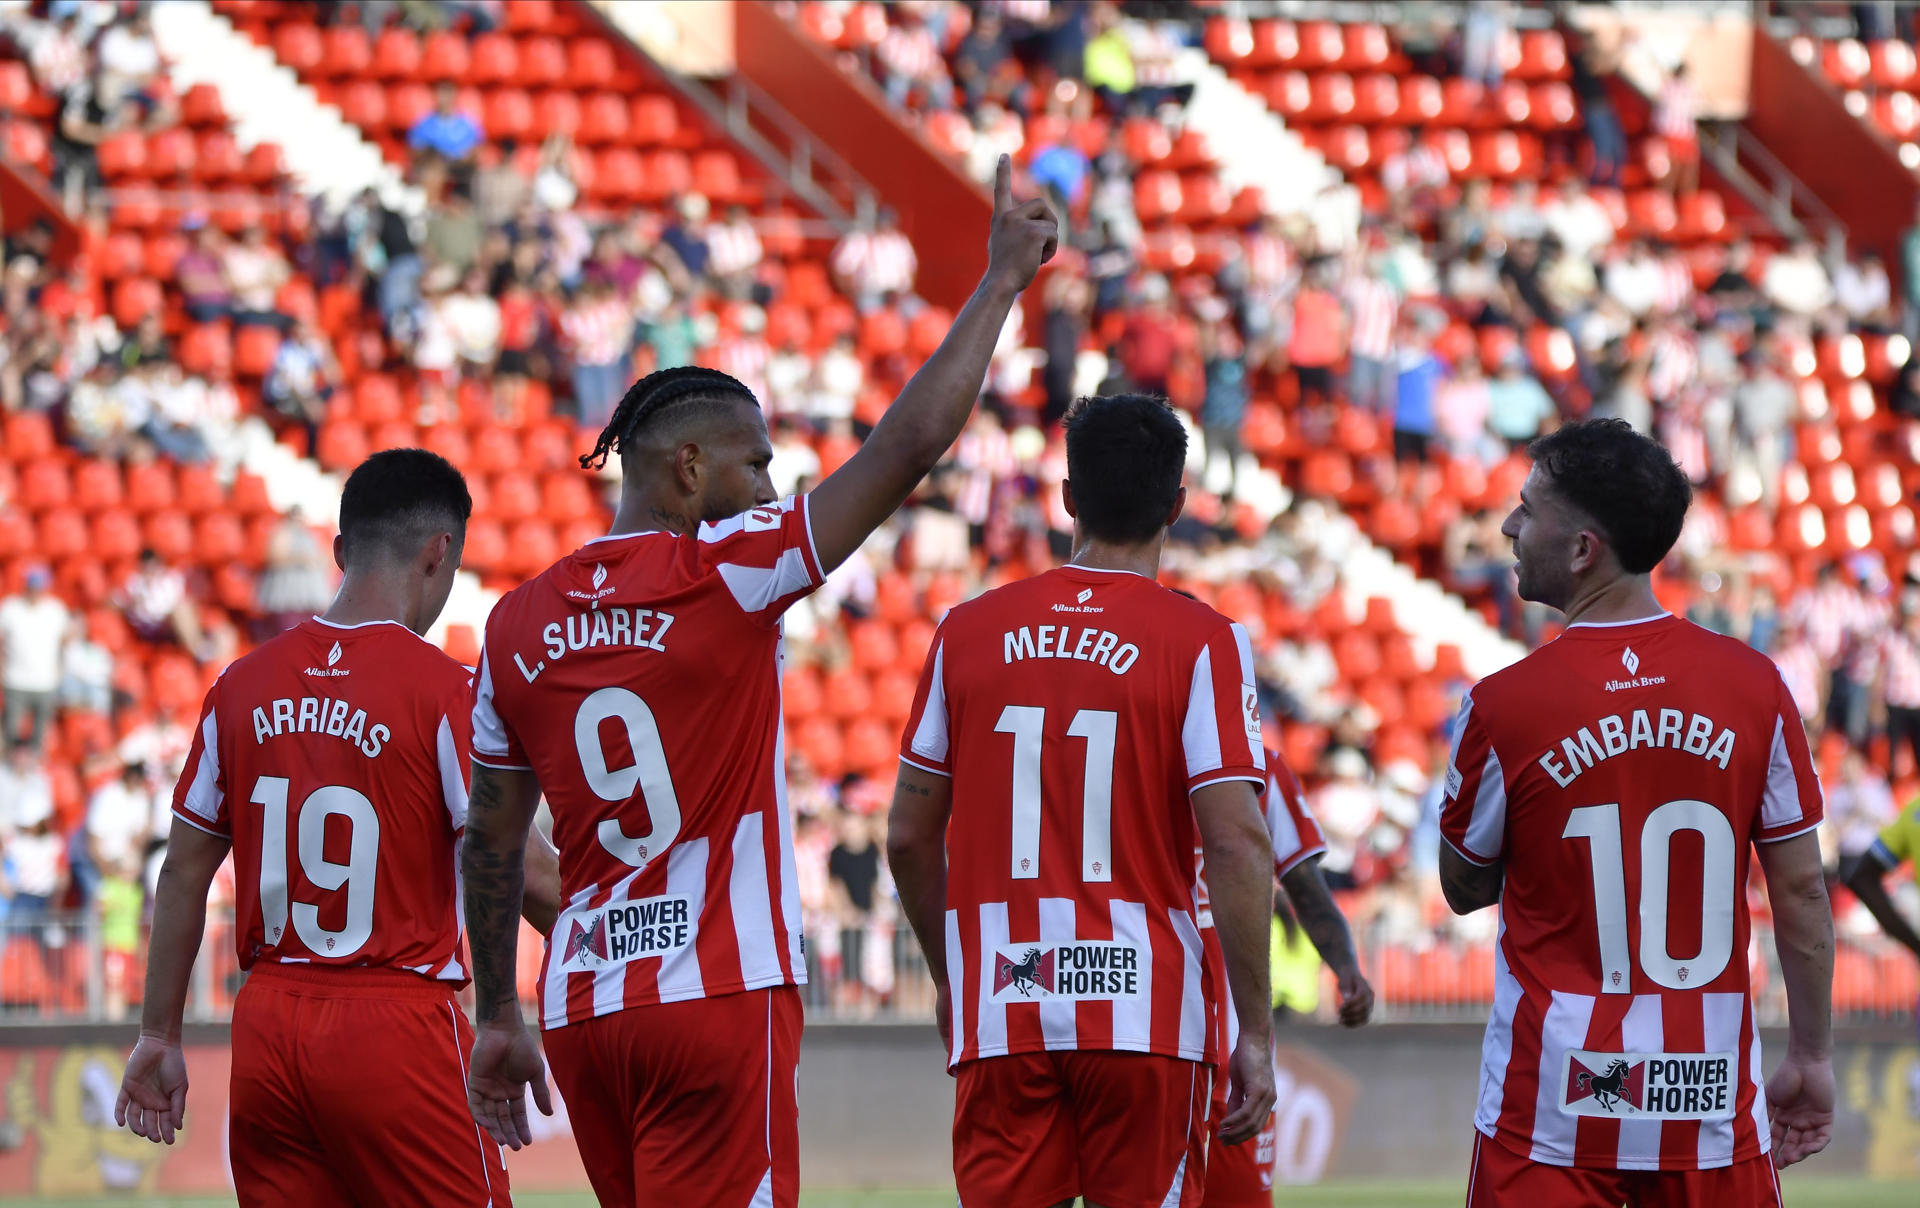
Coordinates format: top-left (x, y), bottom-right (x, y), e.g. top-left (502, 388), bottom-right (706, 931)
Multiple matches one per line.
top-left (470, 648), bottom-right (530, 770)
top-left (696, 494), bottom-right (824, 626)
top-left (1180, 620), bottom-right (1266, 793)
top-left (1439, 691), bottom-right (1506, 866)
top-left (438, 671), bottom-right (475, 832)
top-left (899, 624), bottom-right (952, 777)
top-left (1755, 671), bottom-right (1824, 844)
top-left (1264, 760), bottom-right (1328, 878)
top-left (1870, 798), bottom-right (1920, 870)
top-left (172, 682), bottom-right (230, 840)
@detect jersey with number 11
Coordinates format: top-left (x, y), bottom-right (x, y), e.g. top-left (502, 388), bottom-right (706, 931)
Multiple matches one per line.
top-left (473, 496), bottom-right (823, 1030)
top-left (173, 617), bottom-right (474, 980)
top-left (900, 566), bottom-right (1266, 1069)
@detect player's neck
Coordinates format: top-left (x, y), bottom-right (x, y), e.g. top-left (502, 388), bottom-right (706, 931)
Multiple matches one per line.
top-left (611, 493), bottom-right (695, 538)
top-left (321, 574), bottom-right (420, 635)
top-left (1560, 574), bottom-right (1666, 628)
top-left (1065, 538), bottom-right (1162, 579)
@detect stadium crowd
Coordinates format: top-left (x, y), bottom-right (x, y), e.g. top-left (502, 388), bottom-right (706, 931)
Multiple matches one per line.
top-left (0, 0), bottom-right (1916, 1020)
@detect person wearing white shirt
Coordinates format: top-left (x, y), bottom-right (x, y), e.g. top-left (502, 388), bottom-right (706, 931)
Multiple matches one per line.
top-left (1542, 179), bottom-right (1617, 263)
top-left (0, 742), bottom-right (54, 839)
top-left (1834, 252), bottom-right (1893, 326)
top-left (58, 617), bottom-right (112, 716)
top-left (0, 568), bottom-right (69, 752)
top-left (810, 334), bottom-right (865, 422)
top-left (1763, 239), bottom-right (1836, 317)
top-left (1603, 240), bottom-right (1664, 318)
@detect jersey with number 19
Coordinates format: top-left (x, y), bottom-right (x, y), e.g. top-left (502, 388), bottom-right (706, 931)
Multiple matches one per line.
top-left (471, 496), bottom-right (821, 1030)
top-left (1440, 614), bottom-right (1822, 1172)
top-left (900, 565), bottom-right (1266, 1069)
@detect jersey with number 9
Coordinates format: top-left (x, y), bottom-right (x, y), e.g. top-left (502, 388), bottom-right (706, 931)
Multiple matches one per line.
top-left (173, 618), bottom-right (475, 980)
top-left (1439, 614), bottom-right (1822, 1172)
top-left (900, 566), bottom-right (1266, 1070)
top-left (472, 496), bottom-right (823, 1030)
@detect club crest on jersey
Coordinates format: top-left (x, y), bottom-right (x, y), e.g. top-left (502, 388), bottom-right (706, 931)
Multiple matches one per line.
top-left (554, 894), bottom-right (693, 972)
top-left (1559, 1050), bottom-right (1735, 1120)
top-left (988, 941), bottom-right (1143, 1003)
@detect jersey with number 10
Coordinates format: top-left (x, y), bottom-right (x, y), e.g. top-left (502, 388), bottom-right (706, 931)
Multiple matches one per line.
top-left (172, 617), bottom-right (474, 980)
top-left (472, 496), bottom-right (822, 1031)
top-left (900, 566), bottom-right (1266, 1070)
top-left (1440, 614), bottom-right (1822, 1172)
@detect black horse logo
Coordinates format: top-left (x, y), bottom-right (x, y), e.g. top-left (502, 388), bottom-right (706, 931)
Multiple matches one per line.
top-left (1576, 1059), bottom-right (1634, 1113)
top-left (999, 948), bottom-right (1045, 998)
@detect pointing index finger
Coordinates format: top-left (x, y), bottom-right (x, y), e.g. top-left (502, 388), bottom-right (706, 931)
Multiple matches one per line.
top-left (994, 154), bottom-right (1012, 217)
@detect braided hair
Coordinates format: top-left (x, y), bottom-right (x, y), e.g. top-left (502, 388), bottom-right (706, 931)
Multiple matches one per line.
top-left (578, 366), bottom-right (760, 471)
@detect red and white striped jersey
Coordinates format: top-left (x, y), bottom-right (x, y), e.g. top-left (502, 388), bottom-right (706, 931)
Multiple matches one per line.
top-left (472, 496), bottom-right (822, 1030)
top-left (173, 618), bottom-right (473, 982)
top-left (900, 566), bottom-right (1266, 1069)
top-left (1344, 275), bottom-right (1397, 362)
top-left (1440, 614), bottom-right (1823, 1172)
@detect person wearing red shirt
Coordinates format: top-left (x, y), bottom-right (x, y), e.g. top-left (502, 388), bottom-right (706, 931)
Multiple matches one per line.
top-left (887, 393), bottom-right (1279, 1208)
top-left (1439, 420), bottom-right (1833, 1206)
top-left (115, 449), bottom-right (560, 1206)
top-left (458, 157), bottom-right (1057, 1208)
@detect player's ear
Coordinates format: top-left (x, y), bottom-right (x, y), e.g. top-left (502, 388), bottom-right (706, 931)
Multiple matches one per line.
top-left (332, 533), bottom-right (348, 573)
top-left (1164, 486), bottom-right (1186, 529)
top-left (674, 440), bottom-right (703, 496)
top-left (421, 531), bottom-right (454, 578)
top-left (1060, 479), bottom-right (1077, 519)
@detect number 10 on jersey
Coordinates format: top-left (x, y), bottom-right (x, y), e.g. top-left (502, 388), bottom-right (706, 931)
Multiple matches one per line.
top-left (996, 705), bottom-right (1117, 883)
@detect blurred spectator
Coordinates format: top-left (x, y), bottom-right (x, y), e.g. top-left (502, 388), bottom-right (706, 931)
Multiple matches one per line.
top-left (1732, 350), bottom-right (1796, 512)
top-left (826, 809), bottom-right (885, 1010)
top-left (1198, 306), bottom-right (1247, 495)
top-left (423, 186), bottom-right (482, 276)
top-left (659, 194), bottom-right (713, 283)
top-left (0, 742), bottom-right (53, 841)
top-left (1762, 239), bottom-right (1834, 318)
top-left (1834, 252), bottom-right (1893, 329)
top-left (810, 332), bottom-right (865, 422)
top-left (1604, 240), bottom-right (1664, 319)
top-left (1380, 129), bottom-right (1450, 216)
top-left (1311, 748), bottom-right (1377, 891)
top-left (1345, 259), bottom-right (1397, 413)
top-left (1787, 561), bottom-right (1870, 742)
top-left (25, 11), bottom-right (86, 98)
top-left (1029, 134), bottom-right (1091, 214)
top-left (52, 81), bottom-right (128, 211)
top-left (832, 209), bottom-right (918, 312)
top-left (177, 220), bottom-right (235, 323)
top-left (1652, 62), bottom-right (1700, 197)
top-left (562, 278), bottom-right (634, 429)
top-left (1118, 274), bottom-right (1178, 397)
top-left (1445, 509), bottom-right (1521, 638)
top-left (706, 205), bottom-right (765, 302)
top-left (1288, 262), bottom-right (1345, 410)
top-left (1487, 356), bottom-right (1556, 449)
top-left (263, 319), bottom-right (341, 454)
top-left (1569, 30), bottom-right (1627, 186)
top-left (256, 510), bottom-right (336, 635)
top-left (117, 548), bottom-right (208, 659)
top-left (408, 81), bottom-right (484, 168)
top-left (876, 5), bottom-right (953, 110)
top-left (4, 813), bottom-right (65, 938)
top-left (0, 568), bottom-right (68, 752)
top-left (1707, 240), bottom-right (1767, 323)
top-left (1542, 177), bottom-right (1616, 264)
top-left (58, 616), bottom-right (112, 718)
top-left (222, 225), bottom-right (293, 331)
top-left (643, 297), bottom-right (698, 375)
top-left (1434, 356), bottom-right (1496, 465)
top-left (1460, 0), bottom-right (1509, 88)
top-left (1826, 749), bottom-right (1897, 866)
top-left (1041, 271), bottom-right (1089, 426)
top-left (1391, 317), bottom-right (1443, 462)
top-left (443, 266), bottom-right (502, 383)
top-left (1082, 5), bottom-right (1136, 110)
top-left (1879, 598), bottom-right (1920, 778)
top-left (953, 8), bottom-right (1010, 109)
top-left (1773, 623), bottom-right (1824, 730)
top-left (1903, 198), bottom-right (1920, 341)
top-left (412, 266), bottom-right (460, 420)
top-left (98, 852), bottom-right (143, 1018)
top-left (77, 759), bottom-right (151, 903)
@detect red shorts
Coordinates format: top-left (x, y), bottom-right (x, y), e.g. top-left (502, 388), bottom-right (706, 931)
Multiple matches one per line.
top-left (1467, 1131), bottom-right (1784, 1208)
top-left (1199, 1108), bottom-right (1273, 1207)
top-left (542, 986), bottom-right (802, 1208)
top-left (229, 963), bottom-right (509, 1207)
top-left (953, 1050), bottom-right (1213, 1208)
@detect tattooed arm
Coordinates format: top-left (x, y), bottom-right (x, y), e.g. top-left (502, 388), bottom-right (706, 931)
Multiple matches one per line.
top-left (887, 763), bottom-right (954, 1047)
top-left (461, 763), bottom-right (552, 1148)
top-left (1279, 855), bottom-right (1374, 1027)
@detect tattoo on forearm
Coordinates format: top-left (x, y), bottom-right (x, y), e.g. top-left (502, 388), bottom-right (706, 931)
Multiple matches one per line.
top-left (462, 769), bottom-right (527, 1024)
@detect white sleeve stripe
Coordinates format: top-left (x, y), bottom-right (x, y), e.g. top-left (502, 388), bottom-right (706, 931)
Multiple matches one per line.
top-left (797, 492), bottom-right (823, 583)
top-left (170, 809), bottom-right (228, 839)
top-left (436, 715), bottom-right (468, 830)
top-left (1181, 647), bottom-right (1223, 777)
top-left (718, 546), bottom-right (813, 614)
top-left (1755, 819), bottom-right (1821, 844)
top-left (1443, 833), bottom-right (1498, 867)
top-left (1464, 747), bottom-right (1507, 859)
top-left (1267, 780), bottom-right (1304, 865)
top-left (908, 640), bottom-right (950, 763)
top-left (1759, 715), bottom-right (1804, 830)
top-left (180, 707), bottom-right (223, 823)
top-left (1276, 845), bottom-right (1327, 878)
top-left (470, 651), bottom-right (514, 763)
top-left (1230, 622), bottom-right (1264, 770)
top-left (1188, 774), bottom-right (1266, 793)
top-left (471, 755), bottom-right (534, 771)
top-left (898, 754), bottom-right (953, 778)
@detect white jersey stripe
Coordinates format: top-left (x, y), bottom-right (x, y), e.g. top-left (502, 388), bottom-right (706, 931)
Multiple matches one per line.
top-left (656, 838), bottom-right (709, 1003)
top-left (1180, 648), bottom-right (1222, 778)
top-left (1759, 716), bottom-right (1803, 831)
top-left (1528, 990), bottom-right (1595, 1164)
top-left (181, 707), bottom-right (223, 822)
top-left (731, 812), bottom-right (781, 987)
top-left (1170, 906), bottom-right (1207, 1060)
top-left (1158, 1064), bottom-right (1196, 1207)
top-left (1229, 622), bottom-right (1263, 769)
top-left (436, 715), bottom-right (468, 830)
top-left (975, 901), bottom-right (1011, 1055)
top-left (718, 547), bottom-right (814, 614)
top-left (1477, 921), bottom-right (1521, 1141)
top-left (770, 690), bottom-right (805, 979)
top-left (470, 652), bottom-right (526, 766)
top-left (907, 641), bottom-right (950, 764)
top-left (590, 870), bottom-right (643, 1020)
top-left (1748, 1017), bottom-right (1772, 1158)
top-left (1699, 992), bottom-right (1746, 1166)
top-left (1039, 897), bottom-right (1079, 1047)
top-left (1110, 899), bottom-right (1153, 1052)
top-left (1465, 747), bottom-right (1507, 860)
top-left (945, 909), bottom-right (967, 1066)
top-left (1617, 994), bottom-right (1665, 1166)
top-left (546, 882), bottom-right (599, 1030)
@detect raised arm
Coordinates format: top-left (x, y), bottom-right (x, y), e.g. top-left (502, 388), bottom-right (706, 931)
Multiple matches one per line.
top-left (887, 763), bottom-right (956, 1047)
top-left (1756, 831), bottom-right (1835, 1168)
top-left (116, 818), bottom-right (231, 1145)
top-left (806, 156), bottom-right (1056, 572)
top-left (1192, 779), bottom-right (1278, 1145)
top-left (1279, 856), bottom-right (1374, 1027)
top-left (460, 764), bottom-right (553, 1150)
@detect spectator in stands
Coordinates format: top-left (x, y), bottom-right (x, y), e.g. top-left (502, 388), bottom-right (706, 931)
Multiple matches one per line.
top-left (1487, 355), bottom-right (1556, 450)
top-left (1391, 314), bottom-right (1442, 462)
top-left (0, 740), bottom-right (53, 841)
top-left (1604, 239), bottom-right (1664, 319)
top-left (1040, 270), bottom-right (1088, 426)
top-left (176, 219), bottom-right (236, 323)
top-left (658, 194), bottom-right (713, 284)
top-left (1902, 199), bottom-right (1920, 342)
top-left (422, 185), bottom-right (481, 277)
top-left (810, 332), bottom-right (865, 423)
top-left (222, 224), bottom-right (292, 331)
top-left (262, 318), bottom-right (340, 455)
top-left (94, 4), bottom-right (160, 112)
top-left (832, 208), bottom-right (918, 312)
top-left (58, 616), bottom-right (111, 718)
top-left (1311, 748), bottom-right (1377, 891)
top-left (1652, 61), bottom-right (1700, 198)
top-left (76, 758), bottom-right (151, 904)
top-left (1447, 241), bottom-right (1508, 327)
top-left (826, 805), bottom-right (888, 1011)
top-left (1706, 239), bottom-right (1767, 325)
top-left (1494, 179), bottom-right (1547, 245)
top-left (98, 850), bottom-right (143, 1019)
top-left (408, 81), bottom-right (484, 170)
top-left (1732, 348), bottom-right (1796, 512)
top-left (142, 359), bottom-right (233, 465)
top-left (1773, 622), bottom-right (1824, 732)
top-left (1445, 508), bottom-right (1521, 638)
top-left (1197, 303), bottom-right (1247, 496)
top-left (1082, 5), bottom-right (1136, 112)
top-left (1825, 748), bottom-right (1897, 869)
top-left (876, 4), bottom-right (953, 110)
top-left (1117, 273), bottom-right (1178, 398)
top-left (1541, 177), bottom-right (1616, 264)
top-left (1380, 127), bottom-right (1450, 218)
top-left (562, 277), bottom-right (634, 429)
top-left (1289, 259), bottom-right (1346, 411)
top-left (26, 11), bottom-right (86, 99)
top-left (52, 82), bottom-right (129, 213)
top-left (1460, 0), bottom-right (1510, 88)
top-left (1835, 251), bottom-right (1893, 329)
top-left (1084, 217), bottom-right (1136, 318)
top-left (1762, 238), bottom-right (1835, 318)
top-left (707, 204), bottom-right (765, 302)
top-left (1434, 355), bottom-right (1496, 466)
top-left (0, 567), bottom-right (68, 753)
top-left (642, 296), bottom-right (698, 375)
top-left (442, 266), bottom-right (502, 385)
top-left (953, 8), bottom-right (1012, 110)
top-left (116, 548), bottom-right (207, 659)
top-left (1028, 132), bottom-right (1091, 215)
top-left (255, 509), bottom-right (335, 636)
top-left (1345, 256), bottom-right (1397, 414)
top-left (1569, 28), bottom-right (1627, 187)
top-left (1878, 597), bottom-right (1920, 778)
top-left (3, 809), bottom-right (65, 941)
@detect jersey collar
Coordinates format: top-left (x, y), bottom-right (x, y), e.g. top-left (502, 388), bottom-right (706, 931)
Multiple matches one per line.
top-left (1563, 612), bottom-right (1673, 630)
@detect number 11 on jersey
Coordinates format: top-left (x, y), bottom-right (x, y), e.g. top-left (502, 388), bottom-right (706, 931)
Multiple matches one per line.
top-left (995, 704), bottom-right (1117, 882)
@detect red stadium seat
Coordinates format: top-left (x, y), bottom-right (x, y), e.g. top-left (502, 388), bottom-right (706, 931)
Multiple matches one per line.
top-left (321, 25), bottom-right (372, 77)
top-left (371, 28), bottom-right (423, 80)
top-left (420, 31), bottom-right (470, 81)
top-left (469, 33), bottom-right (519, 85)
top-left (517, 37), bottom-right (567, 87)
top-left (179, 82), bottom-right (226, 128)
top-left (195, 130), bottom-right (243, 182)
top-left (568, 39), bottom-right (617, 89)
top-left (578, 92), bottom-right (629, 144)
top-left (485, 89), bottom-right (533, 143)
top-left (272, 22), bottom-right (324, 74)
top-left (630, 95), bottom-right (678, 145)
top-left (532, 89), bottom-right (581, 138)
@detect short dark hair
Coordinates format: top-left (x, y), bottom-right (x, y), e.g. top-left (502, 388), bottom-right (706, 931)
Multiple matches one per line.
top-left (1526, 419), bottom-right (1690, 574)
top-left (338, 448), bottom-right (472, 565)
top-left (1063, 394), bottom-right (1186, 544)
